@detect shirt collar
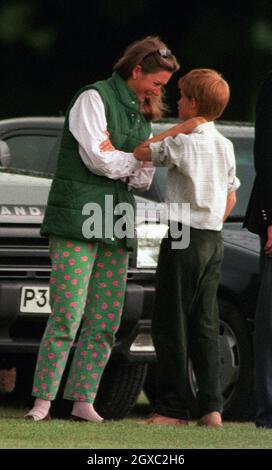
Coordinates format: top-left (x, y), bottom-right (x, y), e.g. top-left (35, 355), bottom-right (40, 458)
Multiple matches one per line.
top-left (193, 121), bottom-right (216, 133)
top-left (111, 72), bottom-right (139, 111)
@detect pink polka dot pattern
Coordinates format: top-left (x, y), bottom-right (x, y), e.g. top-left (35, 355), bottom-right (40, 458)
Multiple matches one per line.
top-left (32, 236), bottom-right (128, 403)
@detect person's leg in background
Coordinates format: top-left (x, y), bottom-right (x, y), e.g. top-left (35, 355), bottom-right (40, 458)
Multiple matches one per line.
top-left (255, 253), bottom-right (272, 428)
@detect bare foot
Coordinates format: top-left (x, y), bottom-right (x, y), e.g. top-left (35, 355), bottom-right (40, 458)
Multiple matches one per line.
top-left (140, 413), bottom-right (189, 426)
top-left (198, 411), bottom-right (222, 427)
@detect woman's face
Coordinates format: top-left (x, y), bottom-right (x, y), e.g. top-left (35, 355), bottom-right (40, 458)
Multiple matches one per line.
top-left (128, 66), bottom-right (172, 102)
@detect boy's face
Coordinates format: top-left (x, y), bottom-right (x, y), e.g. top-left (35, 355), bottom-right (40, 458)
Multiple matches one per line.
top-left (178, 92), bottom-right (198, 121)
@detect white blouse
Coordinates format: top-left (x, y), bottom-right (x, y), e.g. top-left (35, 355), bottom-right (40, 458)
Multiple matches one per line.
top-left (69, 89), bottom-right (155, 190)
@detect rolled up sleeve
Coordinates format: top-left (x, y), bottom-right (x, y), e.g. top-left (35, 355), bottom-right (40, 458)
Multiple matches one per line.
top-left (228, 173), bottom-right (240, 193)
top-left (69, 89), bottom-right (141, 180)
top-left (150, 136), bottom-right (184, 169)
top-left (128, 162), bottom-right (155, 190)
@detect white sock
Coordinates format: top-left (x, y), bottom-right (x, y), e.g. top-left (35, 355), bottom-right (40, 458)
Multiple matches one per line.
top-left (25, 398), bottom-right (51, 421)
top-left (72, 402), bottom-right (103, 422)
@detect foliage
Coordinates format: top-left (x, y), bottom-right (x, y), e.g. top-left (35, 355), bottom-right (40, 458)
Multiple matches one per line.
top-left (1, 0), bottom-right (272, 120)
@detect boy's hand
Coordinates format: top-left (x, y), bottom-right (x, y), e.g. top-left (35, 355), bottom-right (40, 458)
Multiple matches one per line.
top-left (99, 131), bottom-right (116, 152)
top-left (223, 191), bottom-right (236, 221)
top-left (134, 144), bottom-right (151, 161)
top-left (264, 225), bottom-right (272, 257)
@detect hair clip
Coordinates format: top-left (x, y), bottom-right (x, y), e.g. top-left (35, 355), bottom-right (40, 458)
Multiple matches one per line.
top-left (158, 48), bottom-right (172, 57)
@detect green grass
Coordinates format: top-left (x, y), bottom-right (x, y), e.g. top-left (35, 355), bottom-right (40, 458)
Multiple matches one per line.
top-left (0, 395), bottom-right (271, 449)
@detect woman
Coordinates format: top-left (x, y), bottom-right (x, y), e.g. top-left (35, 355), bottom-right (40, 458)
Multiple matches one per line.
top-left (25, 36), bottom-right (180, 421)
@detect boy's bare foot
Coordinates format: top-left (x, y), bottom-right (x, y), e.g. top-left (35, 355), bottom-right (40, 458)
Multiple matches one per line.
top-left (198, 411), bottom-right (222, 427)
top-left (141, 413), bottom-right (189, 426)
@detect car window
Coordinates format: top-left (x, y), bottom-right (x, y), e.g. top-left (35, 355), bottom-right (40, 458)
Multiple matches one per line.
top-left (5, 134), bottom-right (59, 173)
top-left (231, 136), bottom-right (254, 218)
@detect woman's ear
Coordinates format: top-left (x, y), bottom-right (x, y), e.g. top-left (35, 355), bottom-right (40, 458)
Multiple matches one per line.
top-left (131, 64), bottom-right (142, 80)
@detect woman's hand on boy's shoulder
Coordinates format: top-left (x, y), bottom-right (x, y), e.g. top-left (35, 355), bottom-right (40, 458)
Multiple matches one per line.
top-left (174, 116), bottom-right (206, 135)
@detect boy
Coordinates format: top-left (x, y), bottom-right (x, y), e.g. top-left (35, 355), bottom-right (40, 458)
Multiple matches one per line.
top-left (134, 69), bottom-right (240, 427)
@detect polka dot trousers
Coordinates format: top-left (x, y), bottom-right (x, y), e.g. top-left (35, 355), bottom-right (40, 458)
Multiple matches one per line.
top-left (32, 236), bottom-right (129, 403)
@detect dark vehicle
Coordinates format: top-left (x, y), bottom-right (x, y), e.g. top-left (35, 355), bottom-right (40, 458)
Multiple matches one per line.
top-left (0, 118), bottom-right (257, 420)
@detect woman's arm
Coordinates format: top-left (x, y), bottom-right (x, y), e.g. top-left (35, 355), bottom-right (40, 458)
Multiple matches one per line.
top-left (69, 90), bottom-right (141, 179)
top-left (133, 116), bottom-right (206, 161)
top-left (99, 133), bottom-right (155, 190)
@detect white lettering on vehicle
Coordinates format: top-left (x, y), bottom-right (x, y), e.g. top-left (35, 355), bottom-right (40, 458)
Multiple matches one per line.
top-left (0, 205), bottom-right (42, 216)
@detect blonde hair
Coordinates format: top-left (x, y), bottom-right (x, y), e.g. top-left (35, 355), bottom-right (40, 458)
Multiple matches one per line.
top-left (178, 68), bottom-right (230, 120)
top-left (114, 36), bottom-right (180, 121)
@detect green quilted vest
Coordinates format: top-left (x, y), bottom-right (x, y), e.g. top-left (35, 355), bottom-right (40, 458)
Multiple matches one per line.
top-left (41, 72), bottom-right (151, 249)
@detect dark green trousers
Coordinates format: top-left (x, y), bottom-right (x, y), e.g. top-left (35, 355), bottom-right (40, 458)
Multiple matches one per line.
top-left (152, 226), bottom-right (224, 419)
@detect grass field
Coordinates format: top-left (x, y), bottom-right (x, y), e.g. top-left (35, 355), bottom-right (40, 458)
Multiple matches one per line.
top-left (0, 394), bottom-right (271, 449)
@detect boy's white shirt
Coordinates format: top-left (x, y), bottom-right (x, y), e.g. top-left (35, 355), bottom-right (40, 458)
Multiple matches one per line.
top-left (69, 89), bottom-right (155, 190)
top-left (150, 121), bottom-right (240, 231)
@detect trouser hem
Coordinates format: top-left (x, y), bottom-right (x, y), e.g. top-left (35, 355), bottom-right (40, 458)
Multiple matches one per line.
top-left (198, 402), bottom-right (222, 417)
top-left (63, 394), bottom-right (94, 403)
top-left (155, 405), bottom-right (189, 420)
top-left (32, 393), bottom-right (54, 401)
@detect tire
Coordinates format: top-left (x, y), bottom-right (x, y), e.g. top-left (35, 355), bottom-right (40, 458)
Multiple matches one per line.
top-left (145, 299), bottom-right (254, 421)
top-left (94, 357), bottom-right (148, 419)
top-left (219, 299), bottom-right (254, 420)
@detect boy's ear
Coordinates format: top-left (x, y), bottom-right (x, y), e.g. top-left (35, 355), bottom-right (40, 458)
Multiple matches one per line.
top-left (191, 97), bottom-right (198, 111)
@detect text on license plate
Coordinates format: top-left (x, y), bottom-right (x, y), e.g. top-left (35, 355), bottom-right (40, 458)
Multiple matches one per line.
top-left (20, 287), bottom-right (51, 313)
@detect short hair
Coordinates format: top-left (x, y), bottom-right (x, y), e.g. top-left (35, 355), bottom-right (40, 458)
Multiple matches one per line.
top-left (114, 36), bottom-right (180, 121)
top-left (178, 69), bottom-right (230, 120)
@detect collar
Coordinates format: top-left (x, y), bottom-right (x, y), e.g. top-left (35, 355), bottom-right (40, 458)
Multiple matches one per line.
top-left (110, 72), bottom-right (140, 111)
top-left (193, 121), bottom-right (216, 133)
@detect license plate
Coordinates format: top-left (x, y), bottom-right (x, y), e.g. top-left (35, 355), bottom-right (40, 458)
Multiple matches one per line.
top-left (20, 287), bottom-right (51, 313)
